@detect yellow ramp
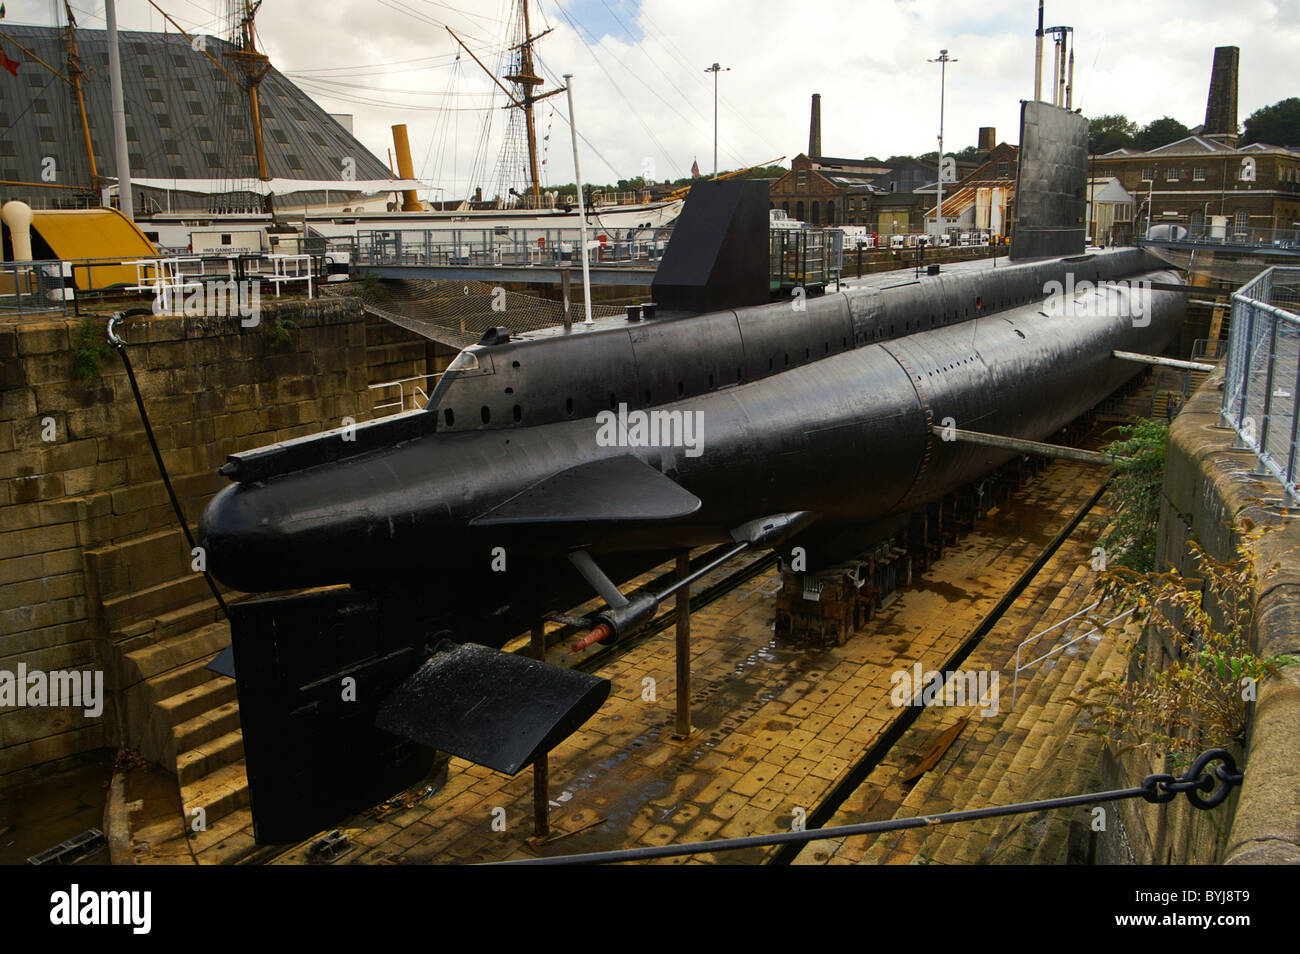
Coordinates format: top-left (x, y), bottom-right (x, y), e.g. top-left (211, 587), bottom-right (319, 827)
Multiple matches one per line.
top-left (28, 207), bottom-right (158, 289)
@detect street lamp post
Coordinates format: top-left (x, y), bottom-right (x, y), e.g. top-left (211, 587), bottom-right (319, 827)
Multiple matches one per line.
top-left (928, 49), bottom-right (956, 241)
top-left (704, 62), bottom-right (729, 178)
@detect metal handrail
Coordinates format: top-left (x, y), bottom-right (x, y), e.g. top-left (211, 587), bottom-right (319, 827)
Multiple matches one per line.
top-left (1011, 600), bottom-right (1135, 708)
top-left (368, 371), bottom-right (445, 413)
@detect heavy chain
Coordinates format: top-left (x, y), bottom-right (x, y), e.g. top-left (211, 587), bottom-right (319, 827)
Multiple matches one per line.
top-left (1140, 748), bottom-right (1244, 810)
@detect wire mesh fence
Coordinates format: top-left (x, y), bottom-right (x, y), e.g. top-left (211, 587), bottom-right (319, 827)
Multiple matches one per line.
top-left (1221, 267), bottom-right (1300, 499)
top-left (351, 277), bottom-right (629, 349)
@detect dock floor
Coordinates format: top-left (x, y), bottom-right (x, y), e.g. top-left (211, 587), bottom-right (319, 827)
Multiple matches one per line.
top-left (234, 457), bottom-right (1118, 865)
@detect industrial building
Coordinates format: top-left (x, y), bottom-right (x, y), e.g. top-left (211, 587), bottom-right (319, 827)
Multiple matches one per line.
top-left (769, 93), bottom-right (988, 233)
top-left (1094, 47), bottom-right (1300, 238)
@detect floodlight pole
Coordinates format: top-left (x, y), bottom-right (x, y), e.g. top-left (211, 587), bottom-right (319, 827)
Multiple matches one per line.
top-left (929, 49), bottom-right (956, 240)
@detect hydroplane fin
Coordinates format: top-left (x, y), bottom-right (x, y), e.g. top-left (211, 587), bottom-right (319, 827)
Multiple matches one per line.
top-left (469, 454), bottom-right (701, 527)
top-left (375, 641), bottom-right (610, 775)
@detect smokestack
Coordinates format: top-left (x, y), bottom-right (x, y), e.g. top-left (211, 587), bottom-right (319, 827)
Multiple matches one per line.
top-left (978, 127), bottom-right (996, 157)
top-left (1204, 46), bottom-right (1240, 147)
top-left (1034, 1), bottom-right (1044, 102)
top-left (391, 124), bottom-right (423, 212)
top-left (809, 93), bottom-right (822, 158)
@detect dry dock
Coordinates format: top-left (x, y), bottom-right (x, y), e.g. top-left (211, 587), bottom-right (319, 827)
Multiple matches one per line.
top-left (119, 431), bottom-right (1133, 865)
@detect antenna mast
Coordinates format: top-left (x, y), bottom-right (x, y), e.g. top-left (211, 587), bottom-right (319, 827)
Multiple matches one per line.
top-left (451, 0), bottom-right (563, 207)
top-left (504, 0), bottom-right (552, 205)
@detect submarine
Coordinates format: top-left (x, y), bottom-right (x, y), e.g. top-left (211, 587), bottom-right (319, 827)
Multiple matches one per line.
top-left (197, 102), bottom-right (1188, 843)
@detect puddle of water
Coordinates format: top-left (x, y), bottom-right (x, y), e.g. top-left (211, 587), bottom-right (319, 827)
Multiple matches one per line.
top-left (0, 752), bottom-right (114, 865)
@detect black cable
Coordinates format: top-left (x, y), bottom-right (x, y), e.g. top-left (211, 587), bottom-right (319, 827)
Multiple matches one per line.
top-left (108, 309), bottom-right (229, 619)
top-left (492, 747), bottom-right (1243, 865)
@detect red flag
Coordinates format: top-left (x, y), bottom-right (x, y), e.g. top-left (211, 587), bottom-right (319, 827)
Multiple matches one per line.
top-left (0, 48), bottom-right (18, 77)
top-left (691, 158), bottom-right (700, 178)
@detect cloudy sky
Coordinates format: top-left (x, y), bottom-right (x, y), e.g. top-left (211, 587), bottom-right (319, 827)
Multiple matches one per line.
top-left (5, 0), bottom-right (1298, 199)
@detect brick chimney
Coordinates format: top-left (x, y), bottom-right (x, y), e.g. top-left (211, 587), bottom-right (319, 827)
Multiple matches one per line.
top-left (809, 93), bottom-right (822, 158)
top-left (978, 127), bottom-right (997, 158)
top-left (1203, 46), bottom-right (1240, 147)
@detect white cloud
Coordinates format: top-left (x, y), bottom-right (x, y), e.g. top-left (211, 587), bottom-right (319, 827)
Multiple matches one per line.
top-left (4, 0), bottom-right (1296, 199)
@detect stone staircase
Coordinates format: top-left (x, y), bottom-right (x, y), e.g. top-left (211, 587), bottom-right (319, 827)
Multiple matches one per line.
top-left (806, 515), bottom-right (1133, 866)
top-left (895, 562), bottom-right (1126, 866)
top-left (87, 524), bottom-right (255, 862)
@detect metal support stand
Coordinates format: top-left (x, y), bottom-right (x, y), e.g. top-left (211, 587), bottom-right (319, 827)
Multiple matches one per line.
top-left (530, 624), bottom-right (550, 839)
top-left (561, 268), bottom-right (572, 332)
top-left (533, 752), bottom-right (550, 839)
top-left (673, 551), bottom-right (692, 740)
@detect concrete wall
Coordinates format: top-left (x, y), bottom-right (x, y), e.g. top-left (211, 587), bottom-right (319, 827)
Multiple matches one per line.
top-left (1100, 369), bottom-right (1300, 863)
top-left (0, 295), bottom-right (430, 790)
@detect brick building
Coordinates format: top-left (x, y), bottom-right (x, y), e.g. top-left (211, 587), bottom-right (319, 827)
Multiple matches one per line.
top-left (1096, 138), bottom-right (1300, 237)
top-left (1094, 46), bottom-right (1300, 237)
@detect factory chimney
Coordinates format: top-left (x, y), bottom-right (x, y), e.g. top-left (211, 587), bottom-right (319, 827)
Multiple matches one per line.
top-left (978, 127), bottom-right (997, 159)
top-left (1203, 46), bottom-right (1240, 147)
top-left (809, 93), bottom-right (822, 158)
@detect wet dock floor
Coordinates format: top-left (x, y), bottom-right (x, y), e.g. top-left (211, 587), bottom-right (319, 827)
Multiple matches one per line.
top-left (256, 457), bottom-right (1111, 865)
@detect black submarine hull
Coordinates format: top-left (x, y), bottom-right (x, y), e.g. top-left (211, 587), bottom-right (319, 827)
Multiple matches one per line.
top-left (200, 262), bottom-right (1183, 600)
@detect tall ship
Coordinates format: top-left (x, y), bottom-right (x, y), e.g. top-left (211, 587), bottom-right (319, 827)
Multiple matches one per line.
top-left (0, 0), bottom-right (683, 252)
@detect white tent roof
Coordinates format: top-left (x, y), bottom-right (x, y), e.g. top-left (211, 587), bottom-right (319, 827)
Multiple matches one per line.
top-left (122, 178), bottom-right (427, 196)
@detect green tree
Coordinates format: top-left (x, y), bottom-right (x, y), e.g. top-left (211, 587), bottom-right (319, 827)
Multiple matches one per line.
top-left (1088, 114), bottom-right (1137, 154)
top-left (1132, 116), bottom-right (1190, 151)
top-left (1241, 97), bottom-right (1300, 147)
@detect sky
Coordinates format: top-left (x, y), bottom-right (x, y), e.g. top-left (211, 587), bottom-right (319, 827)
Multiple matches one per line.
top-left (3, 0), bottom-right (1298, 200)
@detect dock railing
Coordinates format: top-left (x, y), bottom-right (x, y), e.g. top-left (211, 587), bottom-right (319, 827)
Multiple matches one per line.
top-left (0, 251), bottom-right (341, 318)
top-left (355, 226), bottom-right (673, 271)
top-left (1220, 266), bottom-right (1300, 500)
top-left (1141, 224), bottom-right (1300, 251)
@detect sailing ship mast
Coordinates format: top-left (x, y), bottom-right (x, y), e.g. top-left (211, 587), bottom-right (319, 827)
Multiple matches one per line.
top-left (505, 0), bottom-right (557, 206)
top-left (449, 0), bottom-right (563, 207)
top-left (0, 9), bottom-right (101, 198)
top-left (61, 2), bottom-right (99, 195)
top-left (223, 0), bottom-right (273, 210)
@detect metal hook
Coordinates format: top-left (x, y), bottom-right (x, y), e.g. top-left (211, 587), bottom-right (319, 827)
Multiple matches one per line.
top-left (106, 312), bottom-right (123, 347)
